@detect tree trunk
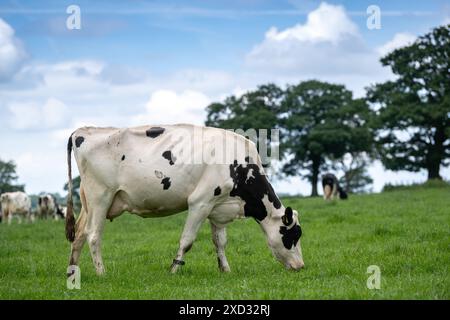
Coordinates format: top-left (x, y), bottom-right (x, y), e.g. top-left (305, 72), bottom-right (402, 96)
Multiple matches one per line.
top-left (428, 166), bottom-right (442, 180)
top-left (311, 158), bottom-right (320, 197)
top-left (427, 127), bottom-right (445, 180)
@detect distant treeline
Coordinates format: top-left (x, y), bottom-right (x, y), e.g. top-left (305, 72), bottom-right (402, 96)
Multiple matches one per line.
top-left (206, 25), bottom-right (450, 196)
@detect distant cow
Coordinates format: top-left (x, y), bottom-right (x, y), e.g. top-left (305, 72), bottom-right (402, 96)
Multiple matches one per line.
top-left (322, 173), bottom-right (348, 200)
top-left (65, 124), bottom-right (304, 276)
top-left (0, 192), bottom-right (33, 224)
top-left (38, 194), bottom-right (65, 220)
top-left (59, 206), bottom-right (67, 218)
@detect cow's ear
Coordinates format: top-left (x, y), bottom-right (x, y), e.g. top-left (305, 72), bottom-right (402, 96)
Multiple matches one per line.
top-left (282, 207), bottom-right (294, 226)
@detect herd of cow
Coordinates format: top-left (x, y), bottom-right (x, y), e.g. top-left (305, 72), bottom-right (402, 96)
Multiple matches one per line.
top-left (0, 192), bottom-right (66, 224)
top-left (1, 124), bottom-right (347, 276)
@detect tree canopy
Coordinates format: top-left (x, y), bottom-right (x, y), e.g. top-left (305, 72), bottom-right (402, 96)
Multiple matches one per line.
top-left (281, 80), bottom-right (374, 196)
top-left (367, 24), bottom-right (450, 180)
top-left (206, 83), bottom-right (282, 132)
top-left (0, 159), bottom-right (25, 195)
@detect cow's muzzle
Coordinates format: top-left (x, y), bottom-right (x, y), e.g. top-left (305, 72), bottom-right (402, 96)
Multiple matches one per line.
top-left (287, 261), bottom-right (305, 271)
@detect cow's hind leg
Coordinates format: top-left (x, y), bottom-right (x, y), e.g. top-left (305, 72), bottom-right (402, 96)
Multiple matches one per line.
top-left (170, 202), bottom-right (212, 274)
top-left (211, 222), bottom-right (231, 273)
top-left (85, 189), bottom-right (116, 276)
top-left (68, 207), bottom-right (88, 267)
top-left (85, 206), bottom-right (108, 276)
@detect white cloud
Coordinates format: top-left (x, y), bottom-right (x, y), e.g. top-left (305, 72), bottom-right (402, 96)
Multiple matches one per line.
top-left (8, 98), bottom-right (69, 130)
top-left (377, 32), bottom-right (416, 57)
top-left (0, 18), bottom-right (27, 81)
top-left (245, 1), bottom-right (388, 94)
top-left (133, 89), bottom-right (211, 126)
top-left (264, 2), bottom-right (359, 44)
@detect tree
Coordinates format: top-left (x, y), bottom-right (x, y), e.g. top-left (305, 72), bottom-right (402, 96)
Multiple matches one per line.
top-left (367, 25), bottom-right (450, 180)
top-left (64, 176), bottom-right (81, 211)
top-left (281, 80), bottom-right (374, 196)
top-left (0, 159), bottom-right (25, 194)
top-left (206, 83), bottom-right (282, 131)
top-left (336, 153), bottom-right (374, 193)
top-left (205, 84), bottom-right (283, 165)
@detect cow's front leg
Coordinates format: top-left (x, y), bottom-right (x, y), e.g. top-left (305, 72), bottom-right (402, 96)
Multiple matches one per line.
top-left (170, 203), bottom-right (211, 274)
top-left (211, 223), bottom-right (231, 273)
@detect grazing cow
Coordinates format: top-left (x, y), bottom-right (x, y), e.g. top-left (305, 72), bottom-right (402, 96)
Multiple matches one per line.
top-left (38, 194), bottom-right (65, 220)
top-left (0, 192), bottom-right (33, 224)
top-left (65, 124), bottom-right (304, 276)
top-left (322, 173), bottom-right (348, 200)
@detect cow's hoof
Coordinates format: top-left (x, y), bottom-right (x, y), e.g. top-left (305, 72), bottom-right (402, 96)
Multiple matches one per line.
top-left (220, 266), bottom-right (231, 273)
top-left (170, 259), bottom-right (185, 274)
top-left (95, 266), bottom-right (106, 276)
top-left (170, 265), bottom-right (180, 274)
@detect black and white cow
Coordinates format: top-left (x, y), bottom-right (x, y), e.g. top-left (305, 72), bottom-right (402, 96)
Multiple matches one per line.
top-left (322, 173), bottom-right (348, 200)
top-left (0, 192), bottom-right (33, 224)
top-left (65, 124), bottom-right (304, 275)
top-left (38, 194), bottom-right (65, 220)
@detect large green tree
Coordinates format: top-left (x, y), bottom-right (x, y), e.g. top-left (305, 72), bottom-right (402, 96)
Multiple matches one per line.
top-left (0, 159), bottom-right (25, 195)
top-left (367, 25), bottom-right (450, 180)
top-left (206, 83), bottom-right (282, 131)
top-left (205, 84), bottom-right (283, 165)
top-left (281, 80), bottom-right (374, 196)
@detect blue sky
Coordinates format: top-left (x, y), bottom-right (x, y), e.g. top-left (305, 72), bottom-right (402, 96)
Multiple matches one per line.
top-left (0, 0), bottom-right (449, 195)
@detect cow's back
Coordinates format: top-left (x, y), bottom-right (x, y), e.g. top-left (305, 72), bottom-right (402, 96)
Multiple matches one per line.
top-left (72, 124), bottom-right (257, 217)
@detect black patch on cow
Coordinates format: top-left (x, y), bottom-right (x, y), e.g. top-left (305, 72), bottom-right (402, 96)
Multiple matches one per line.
top-left (146, 127), bottom-right (165, 138)
top-left (161, 177), bottom-right (171, 190)
top-left (75, 136), bottom-right (85, 148)
top-left (162, 151), bottom-right (176, 165)
top-left (245, 156), bottom-right (254, 164)
top-left (229, 160), bottom-right (282, 222)
top-left (282, 207), bottom-right (294, 226)
top-left (38, 197), bottom-right (42, 206)
top-left (121, 155), bottom-right (126, 161)
top-left (322, 173), bottom-right (338, 188)
top-left (214, 187), bottom-right (222, 196)
top-left (279, 224), bottom-right (302, 250)
top-left (56, 205), bottom-right (64, 219)
top-left (184, 243), bottom-right (193, 253)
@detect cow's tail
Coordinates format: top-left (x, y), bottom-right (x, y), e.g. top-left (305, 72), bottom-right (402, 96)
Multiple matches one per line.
top-left (66, 134), bottom-right (76, 242)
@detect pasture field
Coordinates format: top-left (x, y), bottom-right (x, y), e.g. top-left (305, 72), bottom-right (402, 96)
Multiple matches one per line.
top-left (0, 184), bottom-right (449, 300)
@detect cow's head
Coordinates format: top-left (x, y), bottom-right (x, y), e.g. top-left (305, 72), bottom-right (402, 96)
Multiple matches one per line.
top-left (266, 207), bottom-right (304, 271)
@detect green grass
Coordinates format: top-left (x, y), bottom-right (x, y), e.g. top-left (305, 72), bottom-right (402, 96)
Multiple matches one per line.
top-left (0, 185), bottom-right (449, 300)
